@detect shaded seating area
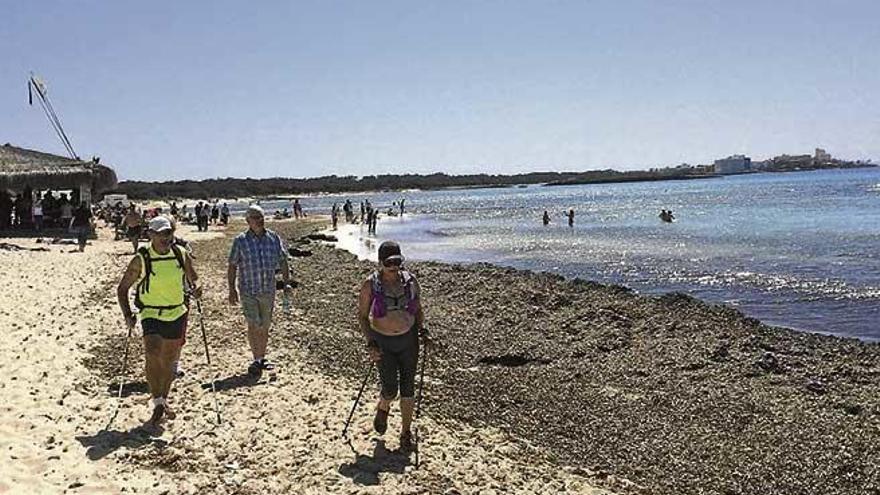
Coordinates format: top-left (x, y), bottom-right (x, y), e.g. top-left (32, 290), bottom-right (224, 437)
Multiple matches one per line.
top-left (0, 143), bottom-right (117, 236)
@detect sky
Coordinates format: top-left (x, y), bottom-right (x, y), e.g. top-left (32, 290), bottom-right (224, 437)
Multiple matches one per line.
top-left (1, 0), bottom-right (878, 181)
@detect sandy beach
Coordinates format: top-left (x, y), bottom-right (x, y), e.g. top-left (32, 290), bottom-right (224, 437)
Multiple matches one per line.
top-left (2, 216), bottom-right (878, 494)
top-left (1, 219), bottom-right (618, 494)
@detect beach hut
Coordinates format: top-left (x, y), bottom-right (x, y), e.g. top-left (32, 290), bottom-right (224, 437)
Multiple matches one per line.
top-left (0, 143), bottom-right (117, 203)
top-left (0, 143), bottom-right (117, 230)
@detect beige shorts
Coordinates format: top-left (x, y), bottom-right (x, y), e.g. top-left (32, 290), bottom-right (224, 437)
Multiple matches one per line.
top-left (241, 293), bottom-right (275, 327)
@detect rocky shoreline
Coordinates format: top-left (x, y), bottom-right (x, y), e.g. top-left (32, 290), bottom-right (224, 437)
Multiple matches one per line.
top-left (277, 221), bottom-right (880, 495)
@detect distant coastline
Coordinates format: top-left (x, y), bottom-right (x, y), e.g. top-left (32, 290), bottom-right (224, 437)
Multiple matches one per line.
top-left (112, 159), bottom-right (875, 200)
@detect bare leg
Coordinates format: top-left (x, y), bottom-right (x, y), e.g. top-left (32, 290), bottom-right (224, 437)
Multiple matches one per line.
top-left (143, 335), bottom-right (165, 425)
top-left (400, 397), bottom-right (414, 432)
top-left (158, 339), bottom-right (180, 418)
top-left (247, 321), bottom-right (269, 361)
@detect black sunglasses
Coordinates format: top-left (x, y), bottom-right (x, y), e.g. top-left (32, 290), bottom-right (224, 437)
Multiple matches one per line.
top-left (382, 258), bottom-right (402, 267)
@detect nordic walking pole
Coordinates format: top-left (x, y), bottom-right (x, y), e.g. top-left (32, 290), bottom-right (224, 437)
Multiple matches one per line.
top-left (414, 328), bottom-right (430, 468)
top-left (342, 361), bottom-right (374, 441)
top-left (194, 296), bottom-right (222, 425)
top-left (106, 320), bottom-right (134, 429)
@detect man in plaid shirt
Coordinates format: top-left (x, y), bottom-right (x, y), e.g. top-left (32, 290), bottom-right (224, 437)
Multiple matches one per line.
top-left (228, 205), bottom-right (292, 376)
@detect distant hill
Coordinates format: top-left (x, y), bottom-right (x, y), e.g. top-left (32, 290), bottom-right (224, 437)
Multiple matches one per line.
top-left (111, 172), bottom-right (586, 200)
top-left (544, 168), bottom-right (718, 186)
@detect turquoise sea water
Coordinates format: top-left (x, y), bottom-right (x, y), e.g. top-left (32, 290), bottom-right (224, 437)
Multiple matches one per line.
top-left (261, 168), bottom-right (880, 341)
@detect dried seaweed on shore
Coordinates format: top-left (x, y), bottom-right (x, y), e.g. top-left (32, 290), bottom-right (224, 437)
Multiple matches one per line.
top-left (269, 222), bottom-right (880, 495)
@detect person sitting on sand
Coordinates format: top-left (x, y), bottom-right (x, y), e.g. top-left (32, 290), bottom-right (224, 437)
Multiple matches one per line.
top-left (358, 241), bottom-right (425, 451)
top-left (228, 205), bottom-right (293, 377)
top-left (116, 216), bottom-right (202, 428)
top-left (123, 205), bottom-right (143, 253)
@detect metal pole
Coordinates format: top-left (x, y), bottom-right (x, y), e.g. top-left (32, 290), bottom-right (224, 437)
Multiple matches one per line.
top-left (106, 322), bottom-right (133, 429)
top-left (195, 297), bottom-right (222, 425)
top-left (414, 333), bottom-right (429, 467)
top-left (342, 361), bottom-right (374, 440)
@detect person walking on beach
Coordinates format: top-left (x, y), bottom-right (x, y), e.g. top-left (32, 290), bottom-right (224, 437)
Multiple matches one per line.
top-left (567, 209), bottom-right (574, 228)
top-left (358, 241), bottom-right (425, 450)
top-left (117, 216), bottom-right (201, 427)
top-left (123, 205), bottom-right (143, 254)
top-left (360, 201), bottom-right (365, 223)
top-left (228, 205), bottom-right (292, 377)
top-left (331, 202), bottom-right (339, 230)
top-left (220, 203), bottom-right (230, 225)
top-left (70, 202), bottom-right (92, 252)
top-left (543, 210), bottom-right (551, 226)
top-left (369, 208), bottom-right (379, 234)
top-left (32, 197), bottom-right (43, 232)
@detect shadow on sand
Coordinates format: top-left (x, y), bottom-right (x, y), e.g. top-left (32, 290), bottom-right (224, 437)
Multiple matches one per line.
top-left (105, 381), bottom-right (149, 398)
top-left (338, 439), bottom-right (413, 486)
top-left (76, 425), bottom-right (167, 461)
top-left (203, 372), bottom-right (275, 392)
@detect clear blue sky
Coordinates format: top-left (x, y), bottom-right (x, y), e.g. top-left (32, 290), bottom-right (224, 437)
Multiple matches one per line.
top-left (2, 1), bottom-right (878, 181)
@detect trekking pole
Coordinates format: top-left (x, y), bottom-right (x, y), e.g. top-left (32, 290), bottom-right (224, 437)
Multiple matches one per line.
top-left (194, 296), bottom-right (222, 425)
top-left (414, 330), bottom-right (430, 468)
top-left (106, 321), bottom-right (134, 429)
top-left (342, 361), bottom-right (374, 441)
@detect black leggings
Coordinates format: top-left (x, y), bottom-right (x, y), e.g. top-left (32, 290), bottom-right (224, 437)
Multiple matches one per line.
top-left (370, 327), bottom-right (419, 400)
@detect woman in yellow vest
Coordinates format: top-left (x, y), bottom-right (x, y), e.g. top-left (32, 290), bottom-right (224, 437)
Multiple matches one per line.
top-left (117, 215), bottom-right (202, 428)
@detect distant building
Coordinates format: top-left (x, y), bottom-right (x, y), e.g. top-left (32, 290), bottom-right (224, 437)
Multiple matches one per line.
top-left (714, 155), bottom-right (751, 175)
top-left (815, 148), bottom-right (832, 162)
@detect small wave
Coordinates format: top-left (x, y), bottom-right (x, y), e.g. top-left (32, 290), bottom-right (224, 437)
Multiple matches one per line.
top-left (425, 229), bottom-right (457, 238)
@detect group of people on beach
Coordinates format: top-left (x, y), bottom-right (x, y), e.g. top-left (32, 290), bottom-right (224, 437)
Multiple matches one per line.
top-left (330, 197), bottom-right (406, 234)
top-left (115, 205), bottom-right (425, 450)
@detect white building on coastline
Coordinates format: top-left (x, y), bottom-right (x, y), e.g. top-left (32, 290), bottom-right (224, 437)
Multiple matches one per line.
top-left (713, 154), bottom-right (751, 175)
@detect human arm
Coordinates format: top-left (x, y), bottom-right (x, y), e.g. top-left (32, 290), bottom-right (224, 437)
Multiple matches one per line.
top-left (277, 235), bottom-right (292, 295)
top-left (183, 253), bottom-right (202, 298)
top-left (228, 238), bottom-right (240, 304)
top-left (358, 279), bottom-right (381, 362)
top-left (412, 278), bottom-right (429, 342)
top-left (116, 256), bottom-right (142, 330)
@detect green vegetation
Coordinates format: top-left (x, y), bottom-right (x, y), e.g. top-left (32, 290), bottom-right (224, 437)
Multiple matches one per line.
top-left (112, 172), bottom-right (585, 200)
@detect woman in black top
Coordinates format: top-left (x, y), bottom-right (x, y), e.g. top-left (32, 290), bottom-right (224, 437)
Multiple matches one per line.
top-left (70, 202), bottom-right (93, 252)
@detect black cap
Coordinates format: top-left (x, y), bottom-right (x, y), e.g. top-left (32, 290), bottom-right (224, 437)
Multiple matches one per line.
top-left (378, 241), bottom-right (404, 262)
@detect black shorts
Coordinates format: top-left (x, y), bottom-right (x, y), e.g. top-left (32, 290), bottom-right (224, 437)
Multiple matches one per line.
top-left (142, 314), bottom-right (187, 340)
top-left (126, 226), bottom-right (142, 240)
top-left (370, 327), bottom-right (419, 400)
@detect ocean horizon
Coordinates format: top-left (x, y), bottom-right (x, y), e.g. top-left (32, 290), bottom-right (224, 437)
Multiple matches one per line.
top-left (255, 168), bottom-right (880, 342)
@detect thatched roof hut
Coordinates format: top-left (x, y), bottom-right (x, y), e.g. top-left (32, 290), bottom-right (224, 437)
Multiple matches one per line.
top-left (0, 143), bottom-right (117, 194)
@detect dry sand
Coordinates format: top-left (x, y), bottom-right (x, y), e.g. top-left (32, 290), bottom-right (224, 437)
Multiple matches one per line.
top-left (1, 220), bottom-right (617, 494)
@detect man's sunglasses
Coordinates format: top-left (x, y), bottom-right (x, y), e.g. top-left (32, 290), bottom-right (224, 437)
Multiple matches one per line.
top-left (382, 258), bottom-right (402, 267)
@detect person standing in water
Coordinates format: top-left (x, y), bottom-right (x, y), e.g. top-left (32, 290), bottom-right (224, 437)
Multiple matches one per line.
top-left (567, 209), bottom-right (574, 228)
top-left (543, 210), bottom-right (551, 226)
top-left (358, 241), bottom-right (425, 451)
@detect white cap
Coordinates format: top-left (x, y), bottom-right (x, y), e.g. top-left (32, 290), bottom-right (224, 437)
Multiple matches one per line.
top-left (148, 216), bottom-right (173, 232)
top-left (246, 204), bottom-right (265, 217)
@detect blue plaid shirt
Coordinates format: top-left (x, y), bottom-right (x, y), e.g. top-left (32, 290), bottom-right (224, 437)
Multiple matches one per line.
top-left (229, 229), bottom-right (287, 296)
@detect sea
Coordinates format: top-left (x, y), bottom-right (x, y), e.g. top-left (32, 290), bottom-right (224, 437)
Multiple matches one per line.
top-left (256, 168), bottom-right (880, 342)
